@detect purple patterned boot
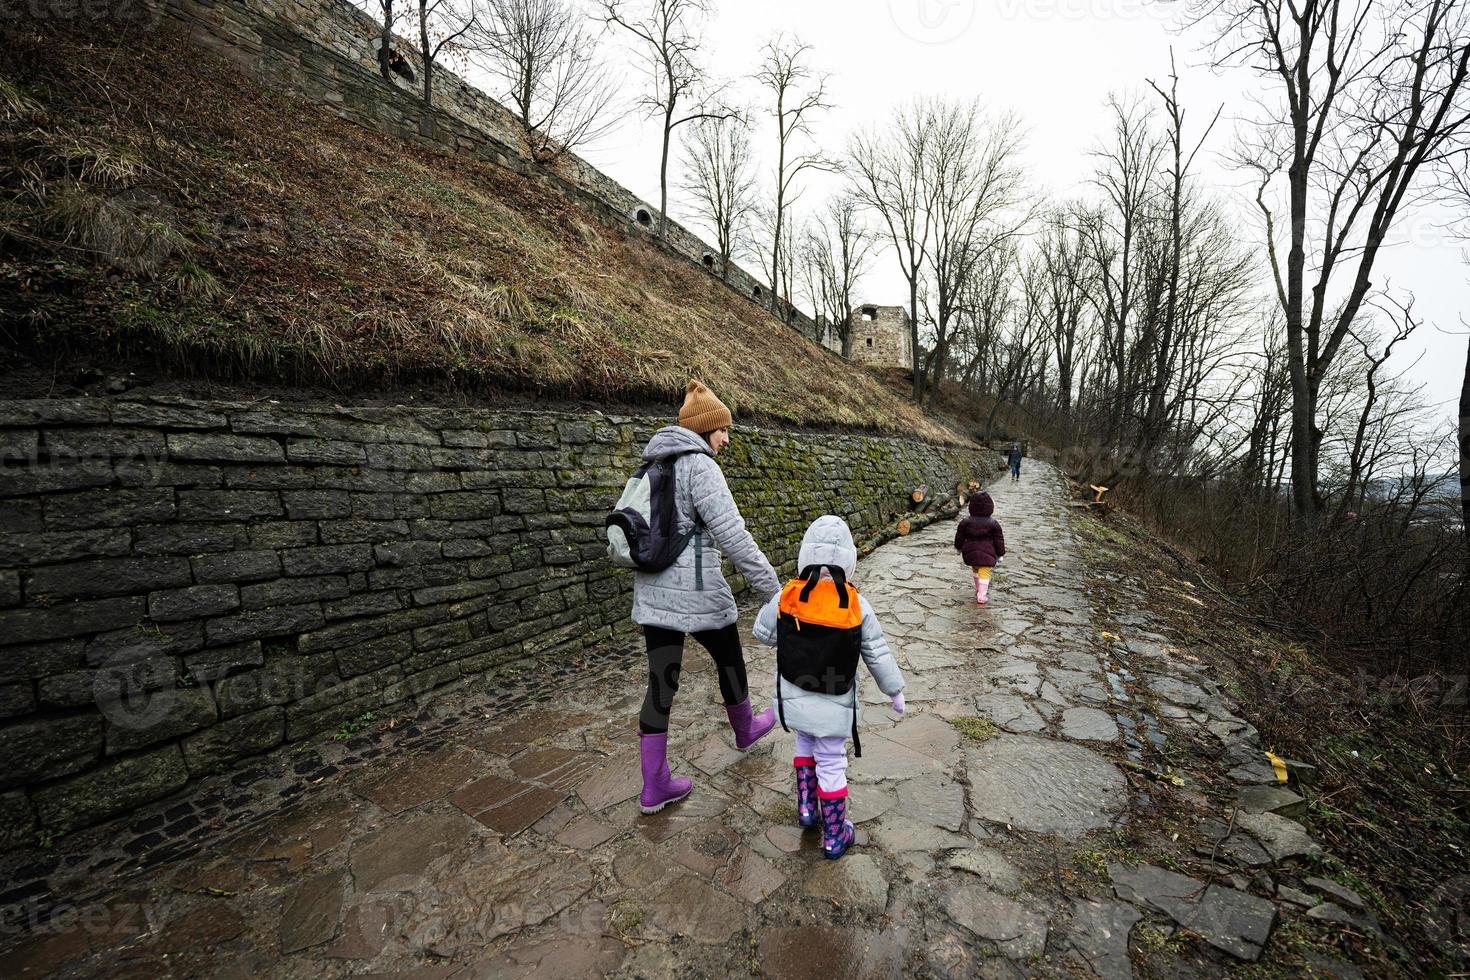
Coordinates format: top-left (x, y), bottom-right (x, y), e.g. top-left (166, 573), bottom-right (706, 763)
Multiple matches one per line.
top-left (638, 732), bottom-right (692, 814)
top-left (793, 756), bottom-right (818, 829)
top-left (819, 791), bottom-right (856, 859)
top-left (724, 698), bottom-right (776, 750)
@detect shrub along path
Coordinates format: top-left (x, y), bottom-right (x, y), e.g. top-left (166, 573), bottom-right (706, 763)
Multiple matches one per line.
top-left (0, 463), bottom-right (1389, 977)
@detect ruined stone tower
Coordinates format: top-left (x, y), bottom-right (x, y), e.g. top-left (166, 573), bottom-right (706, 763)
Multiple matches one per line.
top-left (848, 304), bottom-right (913, 370)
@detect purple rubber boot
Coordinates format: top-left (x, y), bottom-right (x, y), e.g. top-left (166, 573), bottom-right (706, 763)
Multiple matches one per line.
top-left (819, 792), bottom-right (856, 859)
top-left (638, 732), bottom-right (692, 814)
top-left (725, 698), bottom-right (776, 750)
top-left (794, 756), bottom-right (818, 829)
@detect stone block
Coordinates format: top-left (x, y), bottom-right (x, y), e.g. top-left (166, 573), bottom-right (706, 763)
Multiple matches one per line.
top-left (114, 460), bottom-right (223, 488)
top-left (0, 682), bottom-right (35, 719)
top-left (148, 584), bottom-right (241, 622)
top-left (0, 428), bottom-right (38, 463)
top-left (167, 432), bottom-right (284, 464)
top-left (44, 427), bottom-right (165, 460)
top-left (319, 519), bottom-right (409, 545)
top-left (177, 490), bottom-right (283, 522)
top-left (0, 461), bottom-right (113, 498)
top-left (183, 640), bottom-right (264, 683)
top-left (181, 706), bottom-right (285, 777)
top-left (247, 522), bottom-right (318, 549)
top-left (0, 790), bottom-right (36, 849)
top-left (109, 403), bottom-right (228, 429)
top-left (205, 604), bottom-right (325, 645)
top-left (322, 591), bottom-right (402, 621)
top-left (0, 596), bottom-right (146, 645)
top-left (43, 488), bottom-right (176, 530)
top-left (240, 576), bottom-right (348, 610)
top-left (104, 686), bottom-right (218, 754)
top-left (286, 439), bottom-right (366, 466)
top-left (501, 488), bottom-right (545, 514)
top-left (32, 744), bottom-right (189, 833)
top-left (335, 633), bottom-right (413, 677)
top-left (0, 499), bottom-right (42, 534)
top-left (25, 557), bottom-right (193, 601)
top-left (427, 492), bottom-right (501, 520)
top-left (191, 550), bottom-right (282, 584)
top-left (133, 523), bottom-right (245, 555)
top-left (85, 621), bottom-right (204, 666)
top-left (221, 463), bottom-right (316, 490)
top-left (214, 654), bottom-right (335, 718)
top-left (373, 540), bottom-right (442, 567)
top-left (280, 544), bottom-right (374, 576)
top-left (0, 639), bottom-right (85, 683)
top-left (0, 713), bottom-right (103, 789)
top-left (0, 570), bottom-right (18, 607)
top-left (0, 529), bottom-right (131, 569)
top-left (282, 490), bottom-right (352, 520)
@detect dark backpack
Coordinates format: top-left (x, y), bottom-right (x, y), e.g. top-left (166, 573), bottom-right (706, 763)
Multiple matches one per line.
top-left (605, 452), bottom-right (701, 573)
top-left (775, 564), bottom-right (865, 757)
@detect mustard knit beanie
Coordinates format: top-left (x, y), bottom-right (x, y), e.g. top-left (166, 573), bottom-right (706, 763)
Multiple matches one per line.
top-left (678, 380), bottom-right (732, 434)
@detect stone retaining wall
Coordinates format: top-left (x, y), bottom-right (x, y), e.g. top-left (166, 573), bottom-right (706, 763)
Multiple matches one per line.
top-left (145, 0), bottom-right (834, 350)
top-left (0, 397), bottom-right (987, 845)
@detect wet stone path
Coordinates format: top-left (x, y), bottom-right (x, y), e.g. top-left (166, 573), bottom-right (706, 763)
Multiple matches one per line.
top-left (0, 462), bottom-right (1365, 978)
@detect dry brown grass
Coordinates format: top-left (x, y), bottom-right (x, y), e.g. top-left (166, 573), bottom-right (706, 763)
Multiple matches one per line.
top-left (0, 22), bottom-right (960, 443)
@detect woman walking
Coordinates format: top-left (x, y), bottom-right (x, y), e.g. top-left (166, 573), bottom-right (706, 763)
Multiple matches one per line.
top-left (631, 380), bottom-right (783, 813)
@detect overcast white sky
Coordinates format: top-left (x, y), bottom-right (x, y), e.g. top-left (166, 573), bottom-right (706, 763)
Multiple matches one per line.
top-left (479, 0), bottom-right (1470, 422)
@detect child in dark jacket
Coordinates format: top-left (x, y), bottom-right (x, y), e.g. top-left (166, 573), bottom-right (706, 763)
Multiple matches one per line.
top-left (954, 490), bottom-right (1005, 604)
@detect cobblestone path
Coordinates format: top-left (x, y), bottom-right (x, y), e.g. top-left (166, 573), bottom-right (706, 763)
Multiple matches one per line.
top-left (1, 462), bottom-right (1365, 978)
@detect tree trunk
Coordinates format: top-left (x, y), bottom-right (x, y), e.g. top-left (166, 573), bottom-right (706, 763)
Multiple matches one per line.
top-left (908, 278), bottom-right (921, 401)
top-left (658, 107), bottom-right (673, 240)
top-left (1460, 335), bottom-right (1469, 543)
top-left (379, 0), bottom-right (394, 83)
top-left (419, 0), bottom-right (432, 108)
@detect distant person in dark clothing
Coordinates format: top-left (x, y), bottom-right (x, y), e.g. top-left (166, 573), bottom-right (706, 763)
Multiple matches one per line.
top-left (1007, 443), bottom-right (1024, 482)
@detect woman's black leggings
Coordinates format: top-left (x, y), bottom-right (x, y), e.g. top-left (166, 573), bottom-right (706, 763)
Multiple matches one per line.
top-left (639, 624), bottom-right (749, 734)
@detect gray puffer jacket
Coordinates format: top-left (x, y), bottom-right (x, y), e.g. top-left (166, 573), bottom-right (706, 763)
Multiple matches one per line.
top-left (630, 426), bottom-right (780, 632)
top-left (752, 516), bottom-right (905, 738)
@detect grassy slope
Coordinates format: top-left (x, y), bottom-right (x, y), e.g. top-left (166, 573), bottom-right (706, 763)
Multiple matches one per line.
top-left (0, 22), bottom-right (956, 442)
top-left (1075, 502), bottom-right (1469, 976)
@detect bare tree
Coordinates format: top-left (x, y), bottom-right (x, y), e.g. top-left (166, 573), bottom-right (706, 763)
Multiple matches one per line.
top-left (1461, 333), bottom-right (1470, 538)
top-left (416, 0), bottom-right (479, 109)
top-left (1086, 94), bottom-right (1166, 440)
top-left (920, 101), bottom-right (1030, 409)
top-left (1038, 205), bottom-right (1094, 418)
top-left (754, 35), bottom-right (833, 318)
top-left (848, 101), bottom-right (936, 400)
top-left (1191, 0), bottom-right (1470, 519)
top-left (680, 115), bottom-right (758, 281)
top-left (802, 193), bottom-right (876, 357)
top-left (603, 0), bottom-right (734, 239)
top-left (470, 0), bottom-right (616, 162)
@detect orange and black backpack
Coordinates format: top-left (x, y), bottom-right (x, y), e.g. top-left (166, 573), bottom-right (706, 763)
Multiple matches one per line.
top-left (775, 564), bottom-right (866, 756)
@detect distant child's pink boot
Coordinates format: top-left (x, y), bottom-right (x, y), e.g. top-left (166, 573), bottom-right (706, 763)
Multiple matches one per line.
top-left (976, 578), bottom-right (989, 604)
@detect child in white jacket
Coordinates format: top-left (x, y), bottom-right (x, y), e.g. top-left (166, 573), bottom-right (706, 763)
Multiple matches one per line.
top-left (752, 515), bottom-right (906, 859)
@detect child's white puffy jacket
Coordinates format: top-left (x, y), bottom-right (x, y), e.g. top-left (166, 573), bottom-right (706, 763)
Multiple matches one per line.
top-left (752, 515), bottom-right (905, 738)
